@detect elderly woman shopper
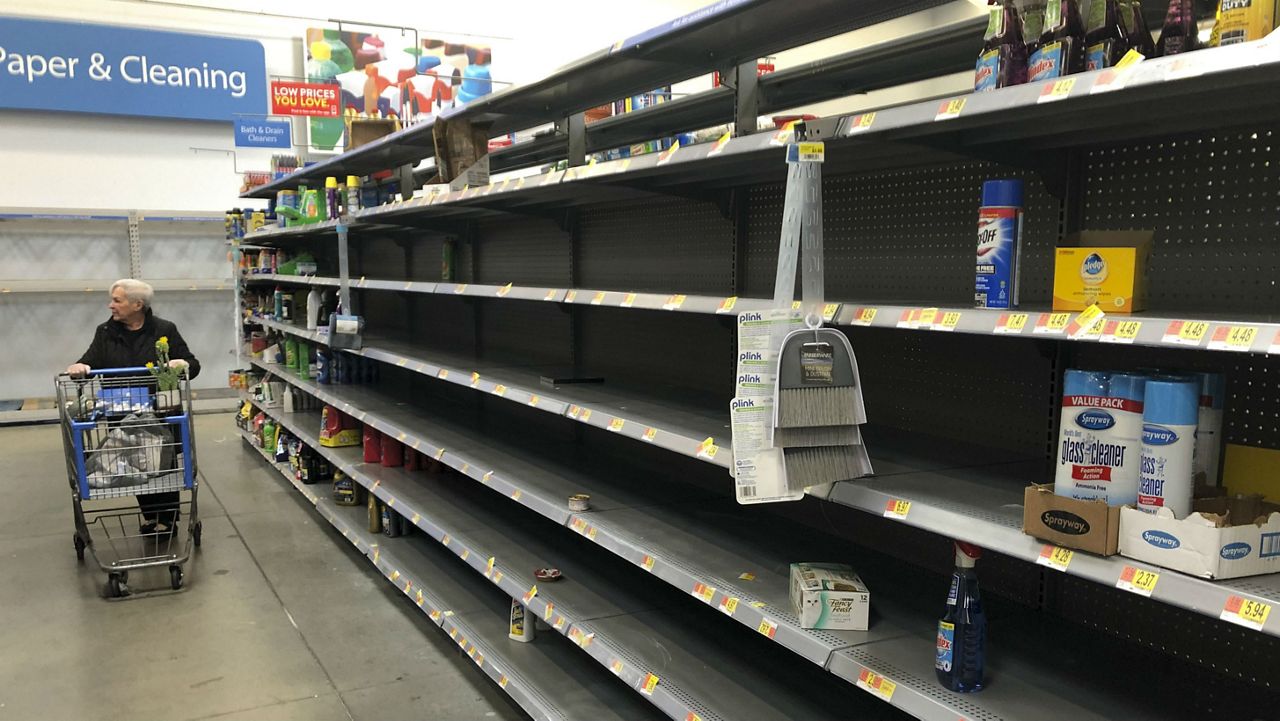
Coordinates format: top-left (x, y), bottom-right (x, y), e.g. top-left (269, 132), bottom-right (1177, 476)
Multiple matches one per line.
top-left (67, 279), bottom-right (201, 537)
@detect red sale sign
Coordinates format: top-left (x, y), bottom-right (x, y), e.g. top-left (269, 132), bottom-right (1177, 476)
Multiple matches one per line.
top-left (270, 81), bottom-right (340, 117)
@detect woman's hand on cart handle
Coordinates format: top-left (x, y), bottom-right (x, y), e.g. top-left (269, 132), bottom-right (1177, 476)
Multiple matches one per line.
top-left (67, 363), bottom-right (91, 378)
top-left (167, 359), bottom-right (190, 375)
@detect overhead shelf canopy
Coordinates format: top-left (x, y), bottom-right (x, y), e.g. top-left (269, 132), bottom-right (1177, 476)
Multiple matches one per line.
top-left (242, 0), bottom-right (954, 199)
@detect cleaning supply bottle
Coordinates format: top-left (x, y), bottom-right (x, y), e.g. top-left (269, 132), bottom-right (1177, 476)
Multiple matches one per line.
top-left (1085, 0), bottom-right (1131, 70)
top-left (273, 286), bottom-right (284, 320)
top-left (1103, 372), bottom-right (1147, 506)
top-left (1123, 0), bottom-right (1157, 57)
top-left (345, 175), bottom-right (361, 215)
top-left (324, 177), bottom-right (340, 220)
top-left (974, 179), bottom-right (1023, 310)
top-left (1030, 0), bottom-right (1086, 82)
top-left (1156, 0), bottom-right (1200, 56)
top-left (975, 0), bottom-right (1028, 92)
top-left (1139, 377), bottom-right (1199, 517)
top-left (936, 541), bottom-right (986, 693)
top-left (306, 288), bottom-right (322, 330)
top-left (1194, 372), bottom-right (1226, 486)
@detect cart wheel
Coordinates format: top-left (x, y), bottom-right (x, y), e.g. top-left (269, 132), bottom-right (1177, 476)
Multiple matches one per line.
top-left (192, 521), bottom-right (202, 548)
top-left (73, 533), bottom-right (85, 562)
top-left (169, 565), bottom-right (184, 590)
top-left (106, 574), bottom-right (126, 598)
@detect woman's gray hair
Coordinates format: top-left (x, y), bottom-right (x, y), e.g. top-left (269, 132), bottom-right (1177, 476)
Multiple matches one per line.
top-left (111, 279), bottom-right (154, 308)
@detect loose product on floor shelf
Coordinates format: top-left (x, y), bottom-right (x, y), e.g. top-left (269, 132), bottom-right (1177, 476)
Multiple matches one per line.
top-left (936, 542), bottom-right (987, 693)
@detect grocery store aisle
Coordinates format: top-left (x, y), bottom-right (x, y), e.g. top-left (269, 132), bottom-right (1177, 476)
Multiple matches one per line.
top-left (0, 413), bottom-right (526, 721)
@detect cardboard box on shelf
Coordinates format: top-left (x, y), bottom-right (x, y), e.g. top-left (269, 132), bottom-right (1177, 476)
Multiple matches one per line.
top-left (1052, 230), bottom-right (1152, 312)
top-left (1119, 495), bottom-right (1280, 579)
top-left (789, 562), bottom-right (870, 631)
top-left (1022, 484), bottom-right (1121, 556)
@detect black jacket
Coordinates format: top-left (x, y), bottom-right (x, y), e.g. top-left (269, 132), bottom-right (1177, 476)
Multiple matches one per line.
top-left (77, 308), bottom-right (201, 380)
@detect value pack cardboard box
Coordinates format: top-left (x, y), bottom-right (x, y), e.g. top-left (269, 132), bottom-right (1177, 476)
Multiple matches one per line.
top-left (789, 562), bottom-right (870, 631)
top-left (1119, 495), bottom-right (1280, 579)
top-left (1022, 484), bottom-right (1121, 555)
top-left (1052, 230), bottom-right (1153, 312)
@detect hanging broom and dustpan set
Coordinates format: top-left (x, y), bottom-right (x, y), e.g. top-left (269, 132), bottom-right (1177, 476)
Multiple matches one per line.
top-left (730, 125), bottom-right (873, 504)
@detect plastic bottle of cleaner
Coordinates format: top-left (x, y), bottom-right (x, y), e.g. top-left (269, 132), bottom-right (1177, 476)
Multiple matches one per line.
top-left (345, 175), bottom-right (361, 215)
top-left (1139, 378), bottom-right (1199, 517)
top-left (1030, 0), bottom-right (1086, 81)
top-left (306, 288), bottom-right (323, 330)
top-left (1157, 0), bottom-right (1200, 56)
top-left (1123, 0), bottom-right (1157, 57)
top-left (1085, 0), bottom-right (1131, 70)
top-left (1194, 372), bottom-right (1226, 486)
top-left (1103, 372), bottom-right (1147, 505)
top-left (273, 286), bottom-right (284, 319)
top-left (975, 0), bottom-right (1029, 92)
top-left (936, 541), bottom-right (986, 693)
top-left (509, 598), bottom-right (535, 642)
top-left (324, 177), bottom-right (340, 221)
top-left (1056, 369), bottom-right (1137, 502)
top-left (975, 179), bottom-right (1024, 309)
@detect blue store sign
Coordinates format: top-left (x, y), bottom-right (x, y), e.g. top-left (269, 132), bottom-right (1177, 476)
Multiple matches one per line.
top-left (235, 117), bottom-right (291, 148)
top-left (0, 16), bottom-right (266, 121)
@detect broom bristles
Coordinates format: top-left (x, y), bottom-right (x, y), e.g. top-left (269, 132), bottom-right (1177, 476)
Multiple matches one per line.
top-left (783, 445), bottom-right (872, 488)
top-left (773, 425), bottom-right (860, 448)
top-left (777, 386), bottom-right (859, 428)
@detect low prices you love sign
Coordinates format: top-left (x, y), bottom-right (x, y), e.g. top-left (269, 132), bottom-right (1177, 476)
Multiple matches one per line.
top-left (270, 80), bottom-right (339, 117)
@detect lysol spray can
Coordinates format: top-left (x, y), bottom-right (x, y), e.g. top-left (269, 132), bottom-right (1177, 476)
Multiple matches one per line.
top-left (974, 179), bottom-right (1023, 309)
top-left (1194, 372), bottom-right (1226, 486)
top-left (1139, 378), bottom-right (1199, 518)
top-left (509, 598), bottom-right (534, 642)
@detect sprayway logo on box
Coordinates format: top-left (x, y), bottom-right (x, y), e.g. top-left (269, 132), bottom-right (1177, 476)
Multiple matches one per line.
top-left (1075, 410), bottom-right (1116, 431)
top-left (1220, 542), bottom-right (1252, 560)
top-left (1041, 510), bottom-right (1090, 535)
top-left (1143, 424), bottom-right (1179, 446)
top-left (1142, 530), bottom-right (1181, 549)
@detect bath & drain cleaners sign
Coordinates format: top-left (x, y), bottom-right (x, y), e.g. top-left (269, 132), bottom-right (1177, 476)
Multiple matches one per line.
top-left (0, 16), bottom-right (266, 121)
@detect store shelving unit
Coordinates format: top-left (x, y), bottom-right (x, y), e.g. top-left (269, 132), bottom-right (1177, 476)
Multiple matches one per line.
top-left (234, 5), bottom-right (1280, 720)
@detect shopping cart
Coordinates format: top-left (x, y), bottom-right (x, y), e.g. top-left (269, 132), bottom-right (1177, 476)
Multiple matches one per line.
top-left (56, 367), bottom-right (201, 597)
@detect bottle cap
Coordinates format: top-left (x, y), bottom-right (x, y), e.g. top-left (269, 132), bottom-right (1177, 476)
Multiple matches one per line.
top-left (955, 541), bottom-right (982, 567)
top-left (1062, 369), bottom-right (1108, 398)
top-left (346, 175), bottom-right (360, 188)
top-left (325, 177), bottom-right (338, 189)
top-left (1108, 372), bottom-right (1146, 405)
top-left (981, 178), bottom-right (1023, 208)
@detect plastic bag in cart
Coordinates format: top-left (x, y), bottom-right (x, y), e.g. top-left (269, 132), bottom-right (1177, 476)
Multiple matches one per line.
top-left (84, 413), bottom-right (171, 488)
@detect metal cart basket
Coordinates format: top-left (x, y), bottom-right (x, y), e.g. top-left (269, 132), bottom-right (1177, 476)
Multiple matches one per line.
top-left (56, 367), bottom-right (201, 597)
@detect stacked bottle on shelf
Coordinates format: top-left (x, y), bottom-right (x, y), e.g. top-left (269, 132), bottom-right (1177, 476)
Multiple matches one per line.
top-left (1055, 368), bottom-right (1227, 518)
top-left (977, 0), bottom-right (1227, 93)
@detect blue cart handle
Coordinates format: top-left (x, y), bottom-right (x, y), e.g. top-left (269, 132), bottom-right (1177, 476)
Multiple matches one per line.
top-left (82, 366), bottom-right (154, 376)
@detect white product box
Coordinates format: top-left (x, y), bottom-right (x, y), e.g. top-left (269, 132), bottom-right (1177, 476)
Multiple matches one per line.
top-left (1119, 499), bottom-right (1280, 580)
top-left (789, 562), bottom-right (870, 631)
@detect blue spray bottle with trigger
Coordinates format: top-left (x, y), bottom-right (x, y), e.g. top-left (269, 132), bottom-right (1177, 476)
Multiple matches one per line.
top-left (936, 541), bottom-right (987, 692)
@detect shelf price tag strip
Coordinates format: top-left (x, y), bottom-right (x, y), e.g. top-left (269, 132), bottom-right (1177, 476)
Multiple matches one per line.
top-left (1221, 595), bottom-right (1271, 631)
top-left (1116, 566), bottom-right (1159, 597)
top-left (856, 669), bottom-right (896, 702)
top-left (1208, 325), bottom-right (1259, 352)
top-left (1036, 544), bottom-right (1073, 572)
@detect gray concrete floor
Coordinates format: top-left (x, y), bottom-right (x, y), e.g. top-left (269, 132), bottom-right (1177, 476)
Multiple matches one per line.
top-left (0, 412), bottom-right (528, 721)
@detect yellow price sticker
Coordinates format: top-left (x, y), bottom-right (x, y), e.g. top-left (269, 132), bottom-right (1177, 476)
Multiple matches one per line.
top-left (493, 384), bottom-right (507, 397)
top-left (663, 294), bottom-right (687, 310)
top-left (1222, 595), bottom-right (1272, 631)
top-left (470, 372), bottom-right (481, 387)
top-left (454, 284), bottom-right (468, 294)
top-left (996, 313), bottom-right (1029, 334)
top-left (1038, 77), bottom-right (1077, 103)
top-left (917, 307), bottom-right (939, 328)
top-left (461, 549), bottom-right (470, 561)
top-left (938, 311), bottom-right (962, 331)
top-left (883, 499), bottom-right (911, 519)
top-left (1173, 320), bottom-right (1209, 344)
top-left (857, 670), bottom-right (897, 701)
top-left (1034, 312), bottom-right (1071, 334)
top-left (591, 291), bottom-right (607, 305)
top-left (935, 97), bottom-right (966, 121)
top-left (522, 585), bottom-right (538, 604)
top-left (528, 395), bottom-right (540, 407)
top-left (565, 290), bottom-right (578, 303)
top-left (1210, 325), bottom-right (1259, 351)
top-left (697, 438), bottom-right (719, 459)
top-left (1113, 320), bottom-right (1142, 341)
top-left (497, 282), bottom-right (512, 297)
top-left (622, 292), bottom-right (637, 308)
top-left (442, 534), bottom-right (451, 546)
top-left (499, 675), bottom-right (508, 689)
top-left (437, 369), bottom-right (449, 380)
top-left (608, 418), bottom-right (625, 432)
top-left (580, 408), bottom-right (592, 423)
top-left (543, 603), bottom-right (554, 621)
top-left (642, 555), bottom-right (655, 571)
top-left (692, 583), bottom-right (716, 603)
top-left (738, 572), bottom-right (756, 581)
top-left (435, 448), bottom-right (446, 460)
top-left (610, 659), bottom-right (625, 676)
top-left (543, 288), bottom-right (558, 301)
top-left (848, 112), bottom-right (876, 133)
top-left (1117, 48), bottom-right (1145, 68)
top-left (1117, 566), bottom-right (1159, 597)
top-left (757, 618), bottom-right (778, 639)
top-left (717, 296), bottom-right (738, 313)
top-left (822, 303), bottom-right (840, 322)
top-left (1036, 544), bottom-right (1074, 571)
top-left (795, 141), bottom-right (825, 162)
top-left (686, 713), bottom-right (703, 721)
top-left (1068, 305), bottom-right (1106, 339)
top-left (851, 307), bottom-right (878, 326)
top-left (719, 597), bottom-right (739, 616)
top-left (640, 673), bottom-right (660, 696)
top-left (511, 489), bottom-right (522, 501)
